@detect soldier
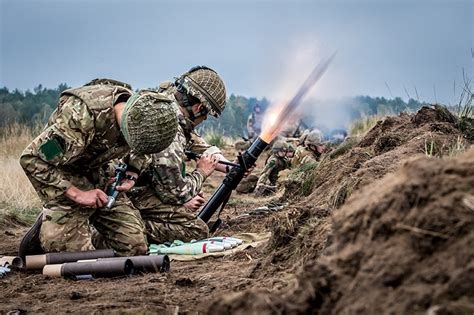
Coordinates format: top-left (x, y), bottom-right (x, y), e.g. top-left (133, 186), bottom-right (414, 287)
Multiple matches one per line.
top-left (129, 66), bottom-right (231, 244)
top-left (292, 129), bottom-right (327, 168)
top-left (286, 143), bottom-right (296, 160)
top-left (247, 103), bottom-right (264, 141)
top-left (19, 79), bottom-right (178, 257)
top-left (254, 140), bottom-right (289, 196)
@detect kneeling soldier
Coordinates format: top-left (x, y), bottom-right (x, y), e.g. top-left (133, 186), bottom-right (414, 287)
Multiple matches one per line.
top-left (128, 66), bottom-right (230, 244)
top-left (19, 79), bottom-right (178, 257)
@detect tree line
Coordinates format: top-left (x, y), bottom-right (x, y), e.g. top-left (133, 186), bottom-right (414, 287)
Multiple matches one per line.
top-left (0, 84), bottom-right (427, 136)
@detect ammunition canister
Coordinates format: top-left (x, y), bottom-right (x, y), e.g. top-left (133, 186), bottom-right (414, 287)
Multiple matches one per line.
top-left (43, 259), bottom-right (133, 278)
top-left (98, 255), bottom-right (170, 273)
top-left (0, 256), bottom-right (24, 268)
top-left (26, 249), bottom-right (115, 270)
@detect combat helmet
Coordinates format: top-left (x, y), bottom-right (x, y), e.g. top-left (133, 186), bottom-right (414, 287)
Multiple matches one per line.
top-left (287, 143), bottom-right (296, 153)
top-left (305, 130), bottom-right (325, 146)
top-left (175, 66), bottom-right (227, 117)
top-left (272, 140), bottom-right (289, 153)
top-left (121, 90), bottom-right (178, 154)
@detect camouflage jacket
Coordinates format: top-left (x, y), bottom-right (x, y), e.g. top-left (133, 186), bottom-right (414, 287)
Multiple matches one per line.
top-left (132, 86), bottom-right (220, 206)
top-left (20, 84), bottom-right (147, 204)
top-left (256, 154), bottom-right (288, 187)
top-left (291, 145), bottom-right (320, 168)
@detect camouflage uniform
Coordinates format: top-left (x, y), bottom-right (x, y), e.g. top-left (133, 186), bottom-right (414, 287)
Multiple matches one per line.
top-left (20, 84), bottom-right (160, 256)
top-left (255, 154), bottom-right (289, 196)
top-left (129, 87), bottom-right (219, 244)
top-left (291, 146), bottom-right (320, 168)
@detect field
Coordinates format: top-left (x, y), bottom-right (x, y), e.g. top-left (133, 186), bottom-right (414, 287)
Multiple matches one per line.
top-left (0, 105), bottom-right (473, 314)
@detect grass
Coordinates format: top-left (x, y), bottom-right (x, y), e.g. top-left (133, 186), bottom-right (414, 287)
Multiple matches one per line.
top-left (203, 127), bottom-right (232, 148)
top-left (424, 139), bottom-right (436, 157)
top-left (288, 162), bottom-right (320, 197)
top-left (349, 115), bottom-right (381, 137)
top-left (0, 124), bottom-right (42, 226)
top-left (455, 75), bottom-right (474, 141)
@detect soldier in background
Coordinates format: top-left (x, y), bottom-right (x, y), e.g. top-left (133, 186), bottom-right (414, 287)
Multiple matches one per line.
top-left (292, 130), bottom-right (327, 168)
top-left (129, 66), bottom-right (232, 244)
top-left (254, 140), bottom-right (289, 196)
top-left (286, 143), bottom-right (296, 161)
top-left (19, 79), bottom-right (178, 257)
top-left (247, 103), bottom-right (264, 141)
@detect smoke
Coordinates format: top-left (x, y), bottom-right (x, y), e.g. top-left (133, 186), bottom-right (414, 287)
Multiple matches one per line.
top-left (296, 97), bottom-right (354, 132)
top-left (260, 39), bottom-right (353, 139)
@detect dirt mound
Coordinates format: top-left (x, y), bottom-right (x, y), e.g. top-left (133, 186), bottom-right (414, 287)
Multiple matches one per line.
top-left (306, 106), bottom-right (467, 209)
top-left (271, 106), bottom-right (468, 268)
top-left (209, 148), bottom-right (474, 314)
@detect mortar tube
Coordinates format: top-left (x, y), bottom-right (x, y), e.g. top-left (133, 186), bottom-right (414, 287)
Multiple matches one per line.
top-left (43, 259), bottom-right (133, 278)
top-left (0, 256), bottom-right (24, 268)
top-left (97, 255), bottom-right (170, 273)
top-left (197, 137), bottom-right (269, 223)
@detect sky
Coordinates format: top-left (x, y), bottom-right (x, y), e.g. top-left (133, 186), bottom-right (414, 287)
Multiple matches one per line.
top-left (0, 0), bottom-right (472, 105)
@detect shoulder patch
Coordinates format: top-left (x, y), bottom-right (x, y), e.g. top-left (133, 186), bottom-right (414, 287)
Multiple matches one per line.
top-left (39, 136), bottom-right (65, 161)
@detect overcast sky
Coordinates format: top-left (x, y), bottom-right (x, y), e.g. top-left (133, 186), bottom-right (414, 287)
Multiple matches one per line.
top-left (1, 0), bottom-right (472, 105)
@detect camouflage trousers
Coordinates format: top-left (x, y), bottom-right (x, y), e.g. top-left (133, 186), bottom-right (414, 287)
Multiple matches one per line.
top-left (40, 196), bottom-right (148, 256)
top-left (129, 188), bottom-right (209, 244)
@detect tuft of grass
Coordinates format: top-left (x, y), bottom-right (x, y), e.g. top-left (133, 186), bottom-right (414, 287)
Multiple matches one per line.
top-left (203, 128), bottom-right (231, 148)
top-left (0, 124), bottom-right (42, 225)
top-left (288, 162), bottom-right (320, 197)
top-left (454, 72), bottom-right (474, 141)
top-left (349, 115), bottom-right (381, 137)
top-left (448, 135), bottom-right (468, 157)
top-left (424, 139), bottom-right (436, 157)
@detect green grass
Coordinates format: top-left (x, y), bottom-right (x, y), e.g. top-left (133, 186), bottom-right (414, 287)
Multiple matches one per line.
top-left (203, 128), bottom-right (230, 148)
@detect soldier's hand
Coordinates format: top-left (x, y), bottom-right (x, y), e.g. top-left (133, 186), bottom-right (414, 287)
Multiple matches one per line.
top-left (196, 154), bottom-right (219, 177)
top-left (116, 171), bottom-right (138, 192)
top-left (65, 186), bottom-right (109, 208)
top-left (184, 194), bottom-right (206, 211)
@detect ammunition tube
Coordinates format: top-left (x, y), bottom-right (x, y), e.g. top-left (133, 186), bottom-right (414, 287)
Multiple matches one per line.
top-left (98, 255), bottom-right (170, 273)
top-left (43, 259), bottom-right (133, 278)
top-left (26, 249), bottom-right (115, 270)
top-left (0, 256), bottom-right (24, 268)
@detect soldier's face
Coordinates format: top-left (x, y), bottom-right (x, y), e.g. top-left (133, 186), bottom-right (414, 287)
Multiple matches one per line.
top-left (277, 150), bottom-right (287, 158)
top-left (310, 144), bottom-right (326, 154)
top-left (191, 103), bottom-right (208, 126)
top-left (286, 151), bottom-right (295, 158)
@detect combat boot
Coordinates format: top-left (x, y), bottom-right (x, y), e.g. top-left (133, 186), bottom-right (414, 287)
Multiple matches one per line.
top-left (18, 213), bottom-right (44, 259)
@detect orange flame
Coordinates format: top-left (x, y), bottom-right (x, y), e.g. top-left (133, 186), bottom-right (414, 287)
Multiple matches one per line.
top-left (260, 102), bottom-right (291, 143)
top-left (258, 53), bottom-right (336, 143)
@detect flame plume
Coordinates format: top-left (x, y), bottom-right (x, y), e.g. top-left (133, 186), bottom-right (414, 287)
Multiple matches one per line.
top-left (260, 53), bottom-right (336, 143)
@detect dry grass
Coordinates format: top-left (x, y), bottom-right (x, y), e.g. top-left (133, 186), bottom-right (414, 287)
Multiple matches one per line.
top-left (0, 124), bottom-right (42, 225)
top-left (349, 115), bottom-right (382, 137)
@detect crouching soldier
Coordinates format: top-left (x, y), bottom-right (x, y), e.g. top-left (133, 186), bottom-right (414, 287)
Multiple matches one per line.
top-left (254, 140), bottom-right (289, 196)
top-left (19, 80), bottom-right (178, 257)
top-left (286, 143), bottom-right (296, 161)
top-left (128, 66), bottom-right (231, 244)
top-left (292, 130), bottom-right (327, 168)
